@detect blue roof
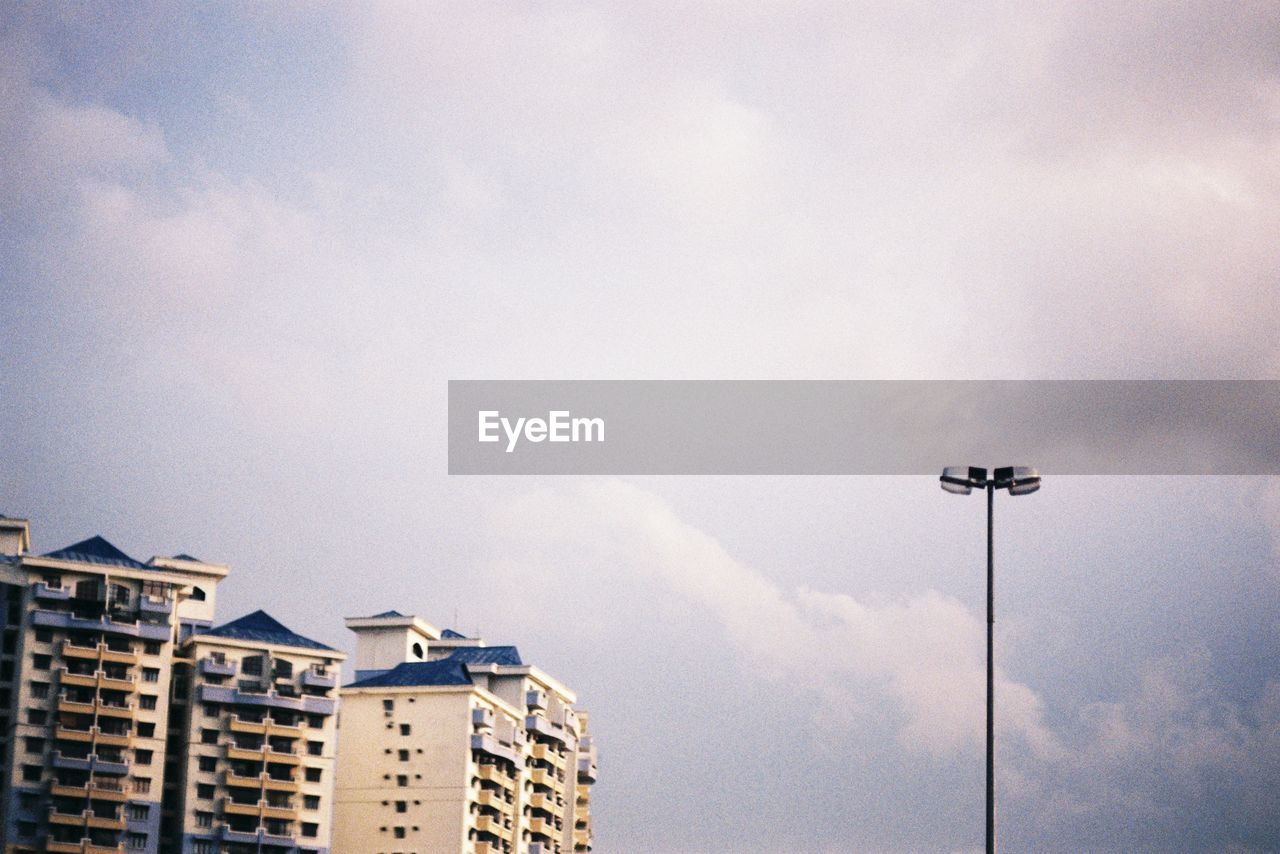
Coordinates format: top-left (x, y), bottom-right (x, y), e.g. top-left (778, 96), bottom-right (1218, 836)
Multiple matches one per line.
top-left (446, 646), bottom-right (522, 666)
top-left (203, 610), bottom-right (335, 651)
top-left (370, 610), bottom-right (405, 618)
top-left (348, 659), bottom-right (472, 688)
top-left (441, 628), bottom-right (468, 639)
top-left (43, 535), bottom-right (147, 569)
top-left (172, 553), bottom-right (201, 562)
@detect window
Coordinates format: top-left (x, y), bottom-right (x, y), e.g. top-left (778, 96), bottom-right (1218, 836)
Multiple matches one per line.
top-left (196, 783), bottom-right (215, 800)
top-left (34, 628), bottom-right (52, 643)
top-left (26, 709), bottom-right (47, 725)
top-left (136, 722), bottom-right (155, 738)
top-left (203, 704), bottom-right (219, 717)
top-left (191, 586), bottom-right (206, 601)
top-left (16, 821), bottom-right (36, 838)
top-left (24, 736), bottom-right (45, 753)
top-left (128, 833), bottom-right (147, 850)
top-left (274, 659), bottom-right (293, 679)
top-left (135, 749), bottom-right (153, 766)
top-left (193, 841), bottom-right (214, 854)
top-left (22, 764), bottom-right (41, 782)
top-left (134, 778), bottom-right (151, 794)
top-left (301, 822), bottom-right (318, 838)
top-left (398, 749), bottom-right (409, 762)
top-left (307, 741), bottom-right (323, 756)
top-left (394, 827), bottom-right (406, 839)
top-left (400, 723), bottom-right (411, 736)
top-left (396, 774), bottom-right (408, 787)
top-left (139, 695), bottom-right (157, 710)
top-left (195, 811), bottom-right (213, 828)
top-left (198, 756), bottom-right (217, 772)
top-left (304, 794), bottom-right (320, 810)
top-left (395, 801), bottom-right (407, 813)
top-left (412, 642), bottom-right (423, 659)
top-left (31, 654), bottom-right (50, 670)
top-left (305, 767), bottom-right (322, 783)
top-left (242, 656), bottom-right (263, 676)
top-left (383, 698), bottom-right (394, 713)
top-left (307, 714), bottom-right (324, 728)
top-left (201, 729), bottom-right (219, 745)
top-left (142, 668), bottom-right (160, 682)
top-left (144, 641), bottom-right (161, 655)
top-left (128, 804), bottom-right (149, 821)
top-left (30, 682), bottom-right (49, 699)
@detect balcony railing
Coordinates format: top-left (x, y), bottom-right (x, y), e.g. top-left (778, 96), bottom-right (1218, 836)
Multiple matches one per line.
top-left (200, 656), bottom-right (237, 677)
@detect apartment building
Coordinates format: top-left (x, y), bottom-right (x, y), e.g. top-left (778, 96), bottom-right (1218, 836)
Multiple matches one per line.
top-left (163, 610), bottom-right (344, 854)
top-left (333, 611), bottom-right (598, 854)
top-left (0, 515), bottom-right (342, 854)
top-left (0, 516), bottom-right (225, 853)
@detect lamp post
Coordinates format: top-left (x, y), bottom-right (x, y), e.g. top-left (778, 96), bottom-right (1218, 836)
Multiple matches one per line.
top-left (939, 465), bottom-right (1041, 854)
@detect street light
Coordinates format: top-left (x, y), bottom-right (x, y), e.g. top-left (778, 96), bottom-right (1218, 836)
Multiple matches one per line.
top-left (939, 465), bottom-right (1040, 854)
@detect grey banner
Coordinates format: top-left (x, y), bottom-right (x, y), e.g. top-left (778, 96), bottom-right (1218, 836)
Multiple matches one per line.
top-left (447, 381), bottom-right (1280, 475)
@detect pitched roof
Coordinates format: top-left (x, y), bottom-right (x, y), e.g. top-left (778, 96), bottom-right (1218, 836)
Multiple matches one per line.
top-left (43, 535), bottom-right (147, 569)
top-left (172, 553), bottom-right (201, 562)
top-left (370, 610), bottom-right (405, 618)
top-left (441, 628), bottom-right (468, 639)
top-left (446, 646), bottom-right (522, 666)
top-left (347, 659), bottom-right (472, 688)
top-left (203, 610), bottom-right (335, 651)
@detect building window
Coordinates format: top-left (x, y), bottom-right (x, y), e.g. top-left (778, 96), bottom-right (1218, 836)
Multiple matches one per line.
top-left (31, 654), bottom-right (50, 670)
top-left (197, 783), bottom-right (215, 800)
top-left (144, 641), bottom-right (161, 655)
top-left (135, 749), bottom-right (153, 766)
top-left (26, 709), bottom-right (47, 725)
top-left (16, 821), bottom-right (36, 838)
top-left (398, 749), bottom-right (409, 762)
top-left (134, 778), bottom-right (151, 794)
top-left (127, 833), bottom-right (146, 850)
top-left (30, 682), bottom-right (49, 699)
top-left (303, 795), bottom-right (320, 810)
top-left (139, 695), bottom-right (157, 710)
top-left (201, 729), bottom-right (219, 744)
top-left (400, 723), bottom-right (412, 736)
top-left (394, 827), bottom-right (406, 839)
top-left (34, 628), bottom-right (53, 643)
top-left (274, 659), bottom-right (293, 679)
top-left (22, 764), bottom-right (41, 782)
top-left (195, 811), bottom-right (213, 828)
top-left (136, 722), bottom-right (155, 738)
top-left (307, 741), bottom-right (323, 756)
top-left (307, 713), bottom-right (324, 728)
top-left (129, 804), bottom-right (149, 821)
top-left (24, 737), bottom-right (44, 754)
top-left (395, 801), bottom-right (407, 813)
top-left (142, 668), bottom-right (160, 682)
top-left (242, 656), bottom-right (263, 676)
top-left (396, 774), bottom-right (408, 787)
top-left (301, 822), bottom-right (318, 838)
top-left (193, 841), bottom-right (213, 854)
top-left (383, 698), bottom-right (394, 713)
top-left (305, 767), bottom-right (322, 783)
top-left (198, 756), bottom-right (217, 772)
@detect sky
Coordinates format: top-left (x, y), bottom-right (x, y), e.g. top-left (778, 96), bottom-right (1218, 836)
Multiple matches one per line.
top-left (1, 2), bottom-right (1279, 851)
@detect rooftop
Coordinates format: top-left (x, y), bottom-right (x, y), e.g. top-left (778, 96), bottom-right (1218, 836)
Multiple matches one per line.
top-left (42, 535), bottom-right (148, 570)
top-left (202, 609), bottom-right (336, 652)
top-left (445, 645), bottom-right (522, 666)
top-left (347, 659), bottom-right (472, 688)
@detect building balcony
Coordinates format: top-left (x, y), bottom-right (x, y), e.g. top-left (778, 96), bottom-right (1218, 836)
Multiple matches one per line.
top-left (58, 668), bottom-right (137, 693)
top-left (574, 828), bottom-right (592, 850)
top-left (474, 843), bottom-right (498, 854)
top-left (300, 668), bottom-right (336, 689)
top-left (96, 701), bottom-right (136, 720)
top-left (527, 817), bottom-right (555, 838)
top-left (475, 764), bottom-right (514, 789)
top-left (53, 752), bottom-right (130, 776)
top-left (474, 789), bottom-right (513, 814)
top-left (138, 596), bottom-right (172, 617)
top-left (62, 640), bottom-right (102, 660)
top-left (524, 715), bottom-right (569, 745)
top-left (471, 733), bottom-right (520, 765)
top-left (472, 706), bottom-right (495, 730)
top-left (200, 656), bottom-right (237, 677)
top-left (48, 808), bottom-right (126, 832)
top-left (35, 581), bottom-right (73, 600)
top-left (473, 815), bottom-right (508, 836)
top-left (50, 780), bottom-right (129, 802)
top-left (577, 756), bottom-right (597, 783)
top-left (55, 724), bottom-right (95, 743)
top-left (226, 744), bottom-right (301, 766)
top-left (530, 743), bottom-right (563, 767)
top-left (198, 683), bottom-right (336, 715)
top-left (46, 843), bottom-right (125, 854)
top-left (526, 689), bottom-right (547, 710)
top-left (33, 609), bottom-right (170, 641)
top-left (223, 798), bottom-right (262, 818)
top-left (526, 792), bottom-right (557, 814)
top-left (529, 768), bottom-right (560, 790)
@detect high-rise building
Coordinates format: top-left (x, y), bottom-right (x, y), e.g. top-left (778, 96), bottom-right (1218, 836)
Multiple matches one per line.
top-left (0, 516), bottom-right (343, 854)
top-left (164, 611), bottom-right (344, 854)
top-left (333, 611), bottom-right (597, 854)
top-left (0, 516), bottom-right (225, 853)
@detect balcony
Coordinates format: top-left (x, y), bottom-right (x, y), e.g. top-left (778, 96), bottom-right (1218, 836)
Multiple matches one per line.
top-left (472, 707), bottom-right (495, 730)
top-left (531, 743), bottom-right (563, 767)
top-left (58, 668), bottom-right (137, 693)
top-left (33, 609), bottom-right (170, 641)
top-left (528, 817), bottom-right (555, 838)
top-left (138, 596), bottom-right (172, 617)
top-left (470, 733), bottom-right (520, 764)
top-left (473, 815), bottom-right (507, 836)
top-left (577, 755), bottom-right (598, 783)
top-left (35, 581), bottom-right (72, 600)
top-left (200, 657), bottom-right (237, 677)
top-left (225, 743), bottom-right (301, 766)
top-left (474, 789), bottom-right (512, 814)
top-left (526, 792), bottom-right (556, 813)
top-left (574, 828), bottom-right (592, 849)
top-left (475, 764), bottom-right (513, 789)
top-left (529, 768), bottom-right (559, 789)
top-left (230, 715), bottom-right (302, 739)
top-left (50, 779), bottom-right (129, 802)
top-left (48, 807), bottom-right (126, 832)
top-left (199, 683), bottom-right (335, 715)
top-left (526, 689), bottom-right (547, 710)
top-left (524, 716), bottom-right (569, 745)
top-left (46, 843), bottom-right (125, 854)
top-left (300, 668), bottom-right (336, 689)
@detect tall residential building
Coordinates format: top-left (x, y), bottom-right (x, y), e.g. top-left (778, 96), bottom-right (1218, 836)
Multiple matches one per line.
top-left (163, 610), bottom-right (344, 854)
top-left (333, 611), bottom-right (598, 854)
top-left (0, 516), bottom-right (226, 853)
top-left (0, 515), bottom-right (343, 854)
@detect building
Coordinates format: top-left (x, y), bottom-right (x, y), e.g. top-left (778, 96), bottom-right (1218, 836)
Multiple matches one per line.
top-left (333, 611), bottom-right (597, 854)
top-left (0, 516), bottom-right (225, 853)
top-left (0, 515), bottom-right (343, 854)
top-left (163, 610), bottom-right (344, 854)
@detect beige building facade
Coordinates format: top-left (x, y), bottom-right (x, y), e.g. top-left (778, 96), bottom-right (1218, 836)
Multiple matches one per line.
top-left (333, 612), bottom-right (597, 854)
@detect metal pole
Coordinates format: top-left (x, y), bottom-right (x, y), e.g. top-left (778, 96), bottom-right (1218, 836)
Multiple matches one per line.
top-left (986, 481), bottom-right (995, 854)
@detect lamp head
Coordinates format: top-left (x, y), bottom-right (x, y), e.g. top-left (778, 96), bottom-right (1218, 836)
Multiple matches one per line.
top-left (940, 466), bottom-right (987, 495)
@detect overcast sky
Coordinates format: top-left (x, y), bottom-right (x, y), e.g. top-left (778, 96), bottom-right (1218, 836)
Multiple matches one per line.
top-left (2, 3), bottom-right (1279, 851)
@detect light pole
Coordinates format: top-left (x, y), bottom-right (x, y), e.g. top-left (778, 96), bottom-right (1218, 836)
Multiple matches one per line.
top-left (939, 465), bottom-right (1041, 854)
